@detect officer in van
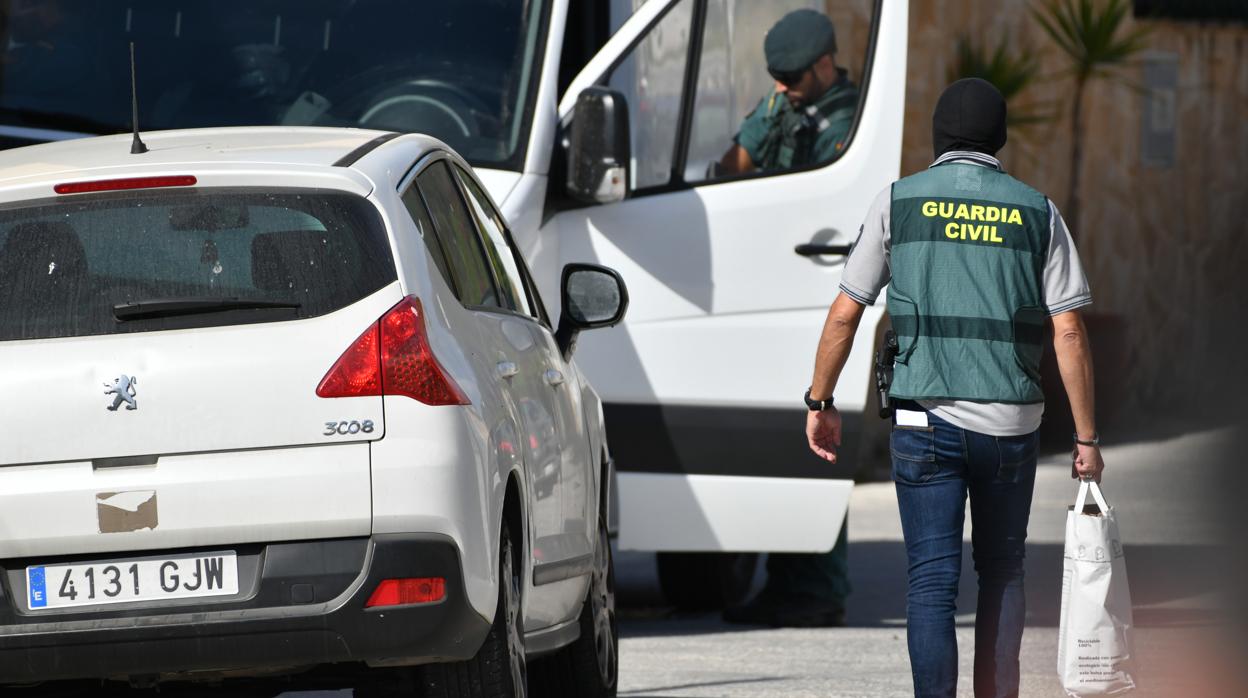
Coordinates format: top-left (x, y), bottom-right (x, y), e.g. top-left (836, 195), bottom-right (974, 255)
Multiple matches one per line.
top-left (804, 78), bottom-right (1103, 697)
top-left (720, 8), bottom-right (857, 629)
top-left (717, 8), bottom-right (859, 176)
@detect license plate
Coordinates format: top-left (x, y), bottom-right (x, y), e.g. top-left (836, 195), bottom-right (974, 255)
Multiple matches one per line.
top-left (26, 551), bottom-right (238, 611)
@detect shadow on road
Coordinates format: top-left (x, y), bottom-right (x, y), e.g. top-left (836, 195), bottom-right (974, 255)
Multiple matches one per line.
top-left (618, 676), bottom-right (789, 697)
top-left (849, 540), bottom-right (1229, 629)
top-left (619, 540), bottom-right (1230, 637)
top-left (1042, 375), bottom-right (1248, 453)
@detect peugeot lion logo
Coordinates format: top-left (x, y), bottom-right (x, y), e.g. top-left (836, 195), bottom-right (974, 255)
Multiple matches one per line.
top-left (104, 375), bottom-right (138, 411)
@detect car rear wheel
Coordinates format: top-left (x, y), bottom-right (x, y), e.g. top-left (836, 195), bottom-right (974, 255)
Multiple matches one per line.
top-left (530, 514), bottom-right (617, 697)
top-left (420, 522), bottom-right (526, 698)
top-left (656, 552), bottom-right (758, 611)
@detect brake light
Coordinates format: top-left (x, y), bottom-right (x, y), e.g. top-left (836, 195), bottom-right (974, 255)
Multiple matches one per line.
top-left (380, 297), bottom-right (469, 405)
top-left (365, 577), bottom-right (446, 608)
top-left (316, 322), bottom-right (382, 398)
top-left (316, 296), bottom-right (469, 405)
top-left (54, 175), bottom-right (197, 195)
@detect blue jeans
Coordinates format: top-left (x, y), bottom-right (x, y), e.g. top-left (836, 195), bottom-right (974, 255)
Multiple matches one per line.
top-left (891, 401), bottom-right (1038, 698)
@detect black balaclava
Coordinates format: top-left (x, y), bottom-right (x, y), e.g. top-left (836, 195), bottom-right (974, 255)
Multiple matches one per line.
top-left (932, 78), bottom-right (1007, 159)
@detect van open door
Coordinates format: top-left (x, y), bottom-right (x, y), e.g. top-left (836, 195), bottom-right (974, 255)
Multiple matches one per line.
top-left (549, 0), bottom-right (908, 557)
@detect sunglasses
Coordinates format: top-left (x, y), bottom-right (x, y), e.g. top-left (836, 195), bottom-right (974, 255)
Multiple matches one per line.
top-left (768, 64), bottom-right (812, 87)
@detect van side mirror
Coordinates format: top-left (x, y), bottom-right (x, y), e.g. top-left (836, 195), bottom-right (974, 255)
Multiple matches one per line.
top-left (555, 263), bottom-right (629, 360)
top-left (565, 87), bottom-right (630, 205)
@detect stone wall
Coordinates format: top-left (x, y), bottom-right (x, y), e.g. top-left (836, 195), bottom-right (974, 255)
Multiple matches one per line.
top-left (900, 0), bottom-right (1248, 414)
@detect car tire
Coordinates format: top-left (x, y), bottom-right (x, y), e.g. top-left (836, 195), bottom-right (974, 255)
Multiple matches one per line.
top-left (529, 515), bottom-right (618, 697)
top-left (655, 552), bottom-right (758, 611)
top-left (420, 521), bottom-right (526, 698)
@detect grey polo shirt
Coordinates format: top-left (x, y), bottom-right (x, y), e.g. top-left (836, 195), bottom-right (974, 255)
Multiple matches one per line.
top-left (839, 151), bottom-right (1092, 436)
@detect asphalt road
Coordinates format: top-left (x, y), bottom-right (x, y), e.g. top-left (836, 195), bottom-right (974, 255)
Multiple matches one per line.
top-left (22, 417), bottom-right (1247, 697)
top-left (612, 420), bottom-right (1247, 697)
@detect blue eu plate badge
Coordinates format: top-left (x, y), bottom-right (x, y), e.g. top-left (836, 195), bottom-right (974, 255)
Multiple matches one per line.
top-left (28, 566), bottom-right (47, 608)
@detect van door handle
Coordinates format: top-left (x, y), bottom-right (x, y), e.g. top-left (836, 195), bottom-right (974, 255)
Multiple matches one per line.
top-left (544, 369), bottom-right (565, 386)
top-left (794, 243), bottom-right (852, 257)
top-left (496, 361), bottom-right (518, 379)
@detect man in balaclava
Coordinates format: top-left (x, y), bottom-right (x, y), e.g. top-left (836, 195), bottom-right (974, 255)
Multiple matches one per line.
top-left (802, 78), bottom-right (1102, 698)
top-left (718, 8), bottom-right (859, 175)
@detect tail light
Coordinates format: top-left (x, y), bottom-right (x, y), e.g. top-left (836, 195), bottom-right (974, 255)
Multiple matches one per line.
top-left (317, 296), bottom-right (469, 405)
top-left (365, 577), bottom-right (446, 607)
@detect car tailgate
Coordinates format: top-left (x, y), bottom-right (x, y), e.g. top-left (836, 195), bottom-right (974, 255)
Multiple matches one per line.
top-left (0, 288), bottom-right (402, 556)
top-left (0, 443), bottom-right (371, 558)
top-left (0, 287), bottom-right (399, 467)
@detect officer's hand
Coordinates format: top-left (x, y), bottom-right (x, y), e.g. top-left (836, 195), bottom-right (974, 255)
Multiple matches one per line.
top-left (1071, 443), bottom-right (1104, 483)
top-left (806, 408), bottom-right (842, 463)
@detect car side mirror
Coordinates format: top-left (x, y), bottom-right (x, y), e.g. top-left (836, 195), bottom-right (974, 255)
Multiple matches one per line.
top-left (565, 87), bottom-right (630, 205)
top-left (555, 263), bottom-right (629, 360)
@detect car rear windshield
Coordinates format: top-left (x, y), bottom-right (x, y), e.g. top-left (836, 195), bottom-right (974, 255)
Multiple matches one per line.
top-left (0, 188), bottom-right (396, 341)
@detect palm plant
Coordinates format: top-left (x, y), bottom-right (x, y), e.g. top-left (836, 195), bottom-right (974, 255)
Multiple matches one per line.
top-left (948, 35), bottom-right (1050, 129)
top-left (1031, 0), bottom-right (1150, 236)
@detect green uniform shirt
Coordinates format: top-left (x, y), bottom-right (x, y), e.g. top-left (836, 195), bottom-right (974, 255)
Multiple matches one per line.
top-left (735, 69), bottom-right (858, 171)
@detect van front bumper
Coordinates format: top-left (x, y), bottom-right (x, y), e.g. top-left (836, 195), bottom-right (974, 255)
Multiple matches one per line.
top-left (0, 534), bottom-right (491, 683)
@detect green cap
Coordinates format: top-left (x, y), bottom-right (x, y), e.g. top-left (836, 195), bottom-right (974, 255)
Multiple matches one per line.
top-left (764, 9), bottom-right (837, 73)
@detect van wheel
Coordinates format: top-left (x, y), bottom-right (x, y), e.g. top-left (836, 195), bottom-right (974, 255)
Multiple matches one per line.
top-left (421, 522), bottom-right (526, 698)
top-left (656, 552), bottom-right (758, 611)
top-left (529, 515), bottom-right (618, 697)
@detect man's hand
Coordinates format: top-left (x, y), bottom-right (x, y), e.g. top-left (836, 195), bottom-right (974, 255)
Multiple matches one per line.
top-left (805, 294), bottom-right (866, 464)
top-left (717, 144), bottom-right (756, 175)
top-left (1071, 443), bottom-right (1104, 483)
top-left (807, 408), bottom-right (842, 463)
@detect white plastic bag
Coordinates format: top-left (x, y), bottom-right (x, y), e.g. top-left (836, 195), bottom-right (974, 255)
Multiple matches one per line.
top-left (1057, 480), bottom-right (1136, 696)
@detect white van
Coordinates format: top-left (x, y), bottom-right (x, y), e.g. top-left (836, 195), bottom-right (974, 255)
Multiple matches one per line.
top-left (0, 0), bottom-right (908, 604)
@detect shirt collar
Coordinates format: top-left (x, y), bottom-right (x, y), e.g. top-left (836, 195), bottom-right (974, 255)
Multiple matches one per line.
top-left (930, 150), bottom-right (1002, 171)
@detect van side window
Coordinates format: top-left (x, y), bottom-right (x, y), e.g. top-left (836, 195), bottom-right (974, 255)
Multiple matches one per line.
top-left (686, 2), bottom-right (866, 182)
top-left (605, 0), bottom-right (694, 190)
top-left (599, 1), bottom-right (874, 193)
top-left (400, 186), bottom-right (456, 295)
top-left (417, 160), bottom-right (502, 309)
top-left (451, 165), bottom-right (532, 317)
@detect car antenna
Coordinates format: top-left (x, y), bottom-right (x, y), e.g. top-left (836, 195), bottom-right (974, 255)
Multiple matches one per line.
top-left (129, 42), bottom-right (148, 155)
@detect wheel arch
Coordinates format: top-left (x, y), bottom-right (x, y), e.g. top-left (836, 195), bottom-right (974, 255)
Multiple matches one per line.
top-left (480, 466), bottom-right (527, 627)
top-left (502, 469), bottom-right (525, 561)
top-left (600, 447), bottom-right (616, 536)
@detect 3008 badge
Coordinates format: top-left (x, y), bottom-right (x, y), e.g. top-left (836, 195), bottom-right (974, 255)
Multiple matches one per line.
top-left (323, 420), bottom-right (375, 436)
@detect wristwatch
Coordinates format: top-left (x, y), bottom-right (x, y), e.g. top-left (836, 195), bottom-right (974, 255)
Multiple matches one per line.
top-left (1073, 432), bottom-right (1100, 446)
top-left (804, 388), bottom-right (834, 411)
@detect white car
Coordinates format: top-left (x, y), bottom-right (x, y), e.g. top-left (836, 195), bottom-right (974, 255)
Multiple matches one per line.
top-left (0, 126), bottom-right (624, 697)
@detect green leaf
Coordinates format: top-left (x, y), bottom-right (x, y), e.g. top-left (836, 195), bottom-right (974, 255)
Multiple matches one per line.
top-left (947, 34), bottom-right (1051, 128)
top-left (1031, 0), bottom-right (1152, 77)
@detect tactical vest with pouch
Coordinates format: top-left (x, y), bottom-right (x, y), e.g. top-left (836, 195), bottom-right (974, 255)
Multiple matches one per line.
top-left (887, 163), bottom-right (1051, 403)
top-left (754, 75), bottom-right (858, 171)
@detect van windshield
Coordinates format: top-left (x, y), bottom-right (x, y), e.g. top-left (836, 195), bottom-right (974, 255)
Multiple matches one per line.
top-left (0, 0), bottom-right (548, 169)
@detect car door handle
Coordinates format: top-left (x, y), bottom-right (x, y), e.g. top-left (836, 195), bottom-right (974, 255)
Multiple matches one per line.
top-left (496, 361), bottom-right (518, 379)
top-left (544, 369), bottom-right (565, 386)
top-left (794, 243), bottom-right (852, 257)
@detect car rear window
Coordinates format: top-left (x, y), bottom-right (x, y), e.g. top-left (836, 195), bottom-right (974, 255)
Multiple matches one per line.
top-left (0, 188), bottom-right (395, 341)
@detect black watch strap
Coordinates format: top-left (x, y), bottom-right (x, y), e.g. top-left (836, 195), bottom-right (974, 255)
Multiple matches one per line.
top-left (1073, 432), bottom-right (1100, 446)
top-left (804, 388), bottom-right (834, 411)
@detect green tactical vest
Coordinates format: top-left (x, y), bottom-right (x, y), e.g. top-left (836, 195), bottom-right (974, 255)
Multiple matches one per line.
top-left (887, 163), bottom-right (1052, 403)
top-left (753, 75), bottom-right (858, 171)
